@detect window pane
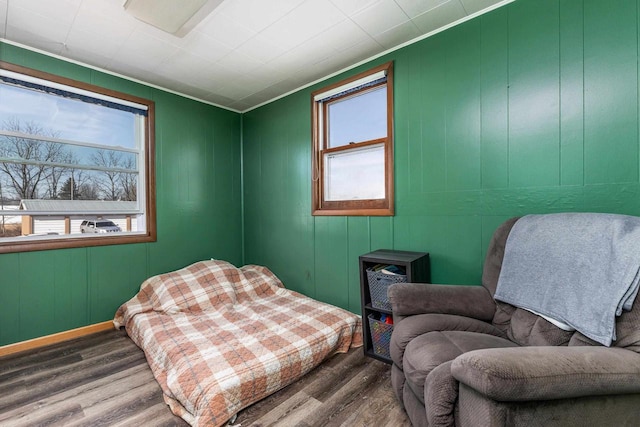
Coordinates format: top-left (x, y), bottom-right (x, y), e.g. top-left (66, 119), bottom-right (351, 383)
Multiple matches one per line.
top-left (0, 83), bottom-right (136, 148)
top-left (0, 63), bottom-right (153, 251)
top-left (0, 165), bottom-right (138, 203)
top-left (0, 133), bottom-right (138, 172)
top-left (324, 144), bottom-right (385, 201)
top-left (0, 209), bottom-right (141, 238)
top-left (327, 86), bottom-right (386, 148)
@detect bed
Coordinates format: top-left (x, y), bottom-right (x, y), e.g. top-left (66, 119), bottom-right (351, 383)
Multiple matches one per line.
top-left (113, 260), bottom-right (363, 427)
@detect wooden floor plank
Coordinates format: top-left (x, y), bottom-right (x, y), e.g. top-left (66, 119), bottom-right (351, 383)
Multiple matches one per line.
top-left (0, 364), bottom-right (151, 423)
top-left (0, 329), bottom-right (410, 426)
top-left (0, 350), bottom-right (147, 412)
top-left (0, 353), bottom-right (83, 386)
top-left (327, 366), bottom-right (410, 427)
top-left (18, 402), bottom-right (85, 427)
top-left (299, 362), bottom-right (389, 427)
top-left (109, 403), bottom-right (189, 427)
top-left (233, 348), bottom-right (368, 426)
top-left (0, 330), bottom-right (127, 375)
top-left (65, 382), bottom-right (162, 427)
top-left (250, 392), bottom-right (323, 427)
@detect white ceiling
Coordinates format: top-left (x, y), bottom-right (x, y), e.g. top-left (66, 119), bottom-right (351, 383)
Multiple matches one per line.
top-left (0, 0), bottom-right (511, 112)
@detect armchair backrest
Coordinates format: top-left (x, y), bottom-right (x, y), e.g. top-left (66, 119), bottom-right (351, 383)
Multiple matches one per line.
top-left (483, 215), bottom-right (640, 352)
top-left (484, 217), bottom-right (577, 346)
top-left (481, 217), bottom-right (519, 297)
top-left (595, 297), bottom-right (640, 352)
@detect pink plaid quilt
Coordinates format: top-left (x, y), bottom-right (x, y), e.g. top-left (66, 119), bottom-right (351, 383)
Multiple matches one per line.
top-left (113, 260), bottom-right (362, 426)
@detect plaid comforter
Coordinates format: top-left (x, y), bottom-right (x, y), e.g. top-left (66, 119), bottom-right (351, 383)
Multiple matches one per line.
top-left (113, 260), bottom-right (362, 427)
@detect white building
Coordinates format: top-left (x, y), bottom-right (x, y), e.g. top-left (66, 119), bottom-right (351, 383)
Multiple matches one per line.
top-left (19, 200), bottom-right (139, 236)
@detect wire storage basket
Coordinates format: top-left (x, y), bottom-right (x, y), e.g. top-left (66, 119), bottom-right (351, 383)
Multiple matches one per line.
top-left (366, 267), bottom-right (407, 310)
top-left (368, 314), bottom-right (394, 358)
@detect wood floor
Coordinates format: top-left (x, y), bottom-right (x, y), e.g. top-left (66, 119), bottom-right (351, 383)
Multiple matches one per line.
top-left (0, 329), bottom-right (411, 427)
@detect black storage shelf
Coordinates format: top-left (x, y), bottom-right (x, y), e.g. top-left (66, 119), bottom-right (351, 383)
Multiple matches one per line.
top-left (359, 249), bottom-right (430, 364)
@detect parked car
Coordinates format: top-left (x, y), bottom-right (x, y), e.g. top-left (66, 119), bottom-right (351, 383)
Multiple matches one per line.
top-left (80, 219), bottom-right (121, 233)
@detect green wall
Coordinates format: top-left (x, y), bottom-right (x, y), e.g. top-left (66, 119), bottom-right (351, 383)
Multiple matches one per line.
top-left (0, 43), bottom-right (243, 346)
top-left (242, 0), bottom-right (640, 315)
top-left (3, 0), bottom-right (640, 346)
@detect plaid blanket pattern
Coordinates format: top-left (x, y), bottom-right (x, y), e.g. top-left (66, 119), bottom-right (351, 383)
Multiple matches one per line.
top-left (114, 260), bottom-right (362, 427)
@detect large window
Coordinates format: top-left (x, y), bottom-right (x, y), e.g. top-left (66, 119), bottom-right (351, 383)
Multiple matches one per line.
top-left (311, 62), bottom-right (394, 216)
top-left (0, 62), bottom-right (155, 253)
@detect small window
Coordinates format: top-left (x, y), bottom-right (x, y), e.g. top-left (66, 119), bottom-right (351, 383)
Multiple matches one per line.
top-left (0, 62), bottom-right (156, 253)
top-left (311, 62), bottom-right (394, 216)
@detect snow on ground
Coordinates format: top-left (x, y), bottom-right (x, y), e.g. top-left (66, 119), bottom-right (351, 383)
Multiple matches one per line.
top-left (1, 205), bottom-right (21, 224)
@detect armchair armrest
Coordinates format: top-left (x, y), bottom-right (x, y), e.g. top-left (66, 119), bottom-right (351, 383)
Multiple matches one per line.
top-left (388, 283), bottom-right (495, 322)
top-left (452, 346), bottom-right (640, 401)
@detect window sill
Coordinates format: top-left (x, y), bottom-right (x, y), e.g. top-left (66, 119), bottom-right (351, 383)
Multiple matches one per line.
top-left (0, 231), bottom-right (156, 254)
top-left (312, 207), bottom-right (394, 217)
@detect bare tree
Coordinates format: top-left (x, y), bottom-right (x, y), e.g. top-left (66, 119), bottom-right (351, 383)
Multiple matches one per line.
top-left (68, 169), bottom-right (94, 200)
top-left (0, 179), bottom-right (5, 235)
top-left (78, 181), bottom-right (100, 200)
top-left (119, 156), bottom-right (137, 201)
top-left (1, 119), bottom-right (135, 204)
top-left (0, 118), bottom-right (67, 200)
top-left (46, 149), bottom-right (75, 199)
top-left (0, 169), bottom-right (21, 238)
top-left (91, 149), bottom-right (123, 201)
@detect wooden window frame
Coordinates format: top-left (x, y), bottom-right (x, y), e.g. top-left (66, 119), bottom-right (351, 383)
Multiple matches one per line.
top-left (0, 61), bottom-right (156, 254)
top-left (311, 62), bottom-right (394, 216)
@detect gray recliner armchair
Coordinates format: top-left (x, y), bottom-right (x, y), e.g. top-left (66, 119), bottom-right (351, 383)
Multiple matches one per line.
top-left (388, 217), bottom-right (640, 427)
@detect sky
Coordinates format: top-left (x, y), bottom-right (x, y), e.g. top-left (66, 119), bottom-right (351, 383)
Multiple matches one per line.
top-left (0, 80), bottom-right (140, 204)
top-left (328, 86), bottom-right (386, 148)
top-left (324, 86), bottom-right (387, 200)
top-left (0, 82), bottom-right (136, 149)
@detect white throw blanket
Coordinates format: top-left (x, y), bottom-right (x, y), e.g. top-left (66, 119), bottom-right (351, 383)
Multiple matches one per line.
top-left (494, 213), bottom-right (640, 346)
